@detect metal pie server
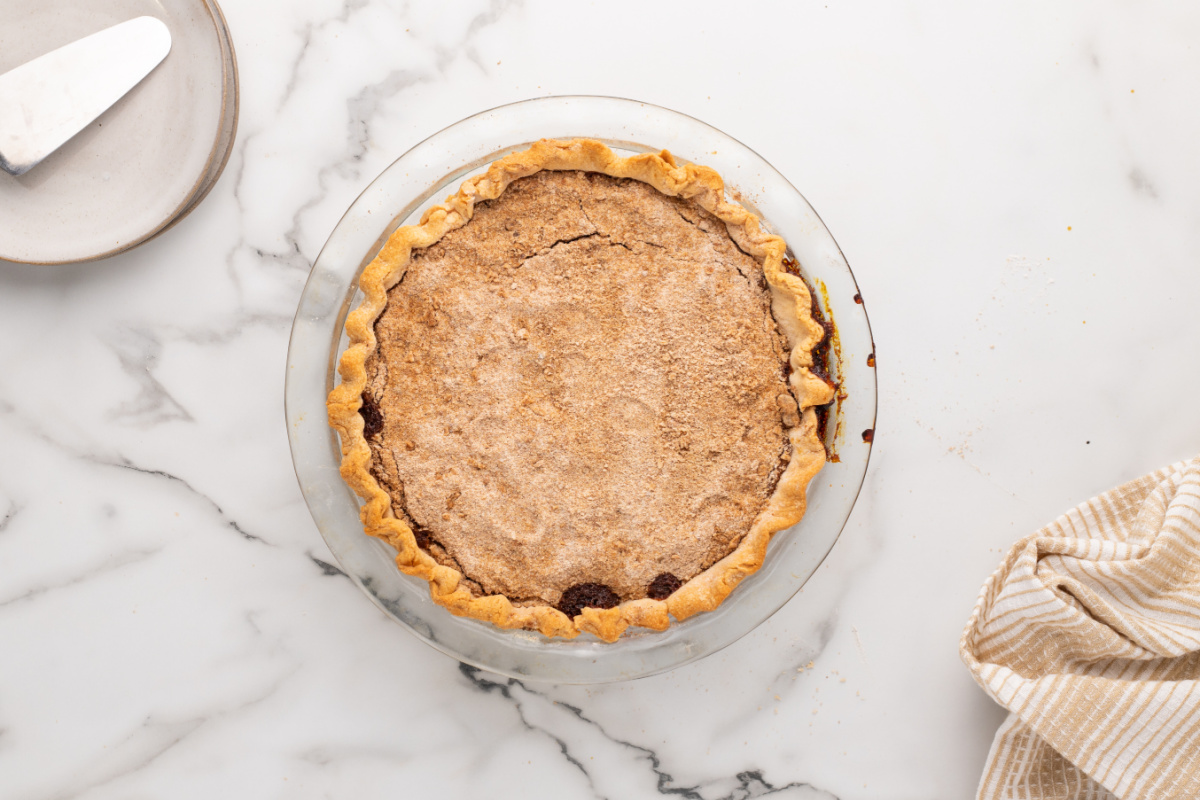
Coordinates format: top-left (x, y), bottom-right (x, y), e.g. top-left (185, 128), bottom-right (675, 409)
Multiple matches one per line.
top-left (0, 16), bottom-right (171, 176)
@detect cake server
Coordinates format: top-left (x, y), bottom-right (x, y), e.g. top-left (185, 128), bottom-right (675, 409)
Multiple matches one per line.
top-left (0, 17), bottom-right (171, 176)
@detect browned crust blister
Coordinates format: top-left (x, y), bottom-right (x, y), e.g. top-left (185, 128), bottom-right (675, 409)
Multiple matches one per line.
top-left (327, 138), bottom-right (834, 642)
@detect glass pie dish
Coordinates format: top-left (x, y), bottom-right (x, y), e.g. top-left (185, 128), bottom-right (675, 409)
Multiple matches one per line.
top-left (285, 96), bottom-right (876, 683)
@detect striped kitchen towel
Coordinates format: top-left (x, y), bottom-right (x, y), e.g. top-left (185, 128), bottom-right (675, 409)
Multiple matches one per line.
top-left (960, 457), bottom-right (1200, 800)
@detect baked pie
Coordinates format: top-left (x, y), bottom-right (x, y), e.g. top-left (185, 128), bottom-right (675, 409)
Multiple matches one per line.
top-left (327, 138), bottom-right (835, 641)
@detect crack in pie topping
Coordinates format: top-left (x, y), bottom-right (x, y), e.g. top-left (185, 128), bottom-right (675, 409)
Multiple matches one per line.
top-left (329, 139), bottom-right (835, 641)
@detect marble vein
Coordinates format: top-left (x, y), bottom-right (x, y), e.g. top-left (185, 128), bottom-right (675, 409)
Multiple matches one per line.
top-left (230, 0), bottom-right (518, 293)
top-left (310, 553), bottom-right (348, 578)
top-left (0, 546), bottom-right (161, 608)
top-left (738, 772), bottom-right (839, 799)
top-left (460, 665), bottom-right (839, 800)
top-left (167, 310), bottom-right (297, 346)
top-left (38, 670), bottom-right (297, 800)
top-left (764, 616), bottom-right (839, 695)
top-left (278, 0), bottom-right (372, 113)
top-left (104, 328), bottom-right (194, 425)
top-left (103, 458), bottom-right (266, 544)
top-left (1128, 167), bottom-right (1158, 199)
top-left (271, 64), bottom-right (435, 270)
top-left (0, 401), bottom-right (262, 547)
top-left (459, 665), bottom-right (604, 798)
top-left (0, 501), bottom-right (19, 535)
top-left (42, 717), bottom-right (208, 800)
top-left (256, 65), bottom-right (437, 279)
top-left (433, 0), bottom-right (521, 74)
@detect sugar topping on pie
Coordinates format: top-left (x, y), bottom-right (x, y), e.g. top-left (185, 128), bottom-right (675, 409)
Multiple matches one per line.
top-left (362, 170), bottom-right (794, 607)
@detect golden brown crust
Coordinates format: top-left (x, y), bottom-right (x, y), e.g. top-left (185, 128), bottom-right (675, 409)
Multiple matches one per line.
top-left (328, 138), bottom-right (834, 642)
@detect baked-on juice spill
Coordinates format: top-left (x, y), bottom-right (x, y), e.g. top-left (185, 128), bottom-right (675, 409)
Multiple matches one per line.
top-left (782, 255), bottom-right (840, 460)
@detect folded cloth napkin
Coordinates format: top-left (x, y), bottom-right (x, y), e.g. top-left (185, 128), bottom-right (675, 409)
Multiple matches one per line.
top-left (961, 457), bottom-right (1200, 800)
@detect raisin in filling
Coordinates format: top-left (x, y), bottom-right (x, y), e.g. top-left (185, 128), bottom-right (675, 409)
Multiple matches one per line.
top-left (557, 583), bottom-right (621, 619)
top-left (647, 573), bottom-right (683, 600)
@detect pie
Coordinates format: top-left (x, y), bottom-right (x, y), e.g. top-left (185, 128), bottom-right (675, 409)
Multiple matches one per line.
top-left (327, 138), bottom-right (835, 642)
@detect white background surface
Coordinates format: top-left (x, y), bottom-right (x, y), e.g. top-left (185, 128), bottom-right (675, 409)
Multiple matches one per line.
top-left (1, 1), bottom-right (1199, 798)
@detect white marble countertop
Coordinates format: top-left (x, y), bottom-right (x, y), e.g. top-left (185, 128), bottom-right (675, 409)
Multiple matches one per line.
top-left (3, 1), bottom-right (1199, 797)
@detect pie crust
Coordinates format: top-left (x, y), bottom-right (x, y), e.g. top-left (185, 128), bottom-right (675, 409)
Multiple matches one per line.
top-left (327, 138), bottom-right (835, 641)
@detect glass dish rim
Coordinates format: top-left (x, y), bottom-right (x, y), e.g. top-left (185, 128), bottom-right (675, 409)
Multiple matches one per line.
top-left (286, 94), bottom-right (877, 683)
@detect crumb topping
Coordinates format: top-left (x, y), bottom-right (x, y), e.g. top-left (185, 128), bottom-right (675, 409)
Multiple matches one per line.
top-left (364, 170), bottom-right (794, 605)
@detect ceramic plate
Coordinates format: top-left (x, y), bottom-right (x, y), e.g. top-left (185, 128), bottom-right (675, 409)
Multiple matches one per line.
top-left (0, 0), bottom-right (228, 264)
top-left (145, 0), bottom-right (239, 244)
top-left (286, 97), bottom-right (877, 683)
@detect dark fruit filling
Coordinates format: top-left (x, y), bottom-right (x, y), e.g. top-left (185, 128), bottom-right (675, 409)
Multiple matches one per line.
top-left (410, 522), bottom-right (436, 550)
top-left (557, 583), bottom-right (621, 619)
top-left (647, 572), bottom-right (683, 600)
top-left (360, 395), bottom-right (384, 438)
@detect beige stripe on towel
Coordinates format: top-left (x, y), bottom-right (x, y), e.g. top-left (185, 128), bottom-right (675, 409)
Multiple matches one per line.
top-left (961, 457), bottom-right (1200, 800)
